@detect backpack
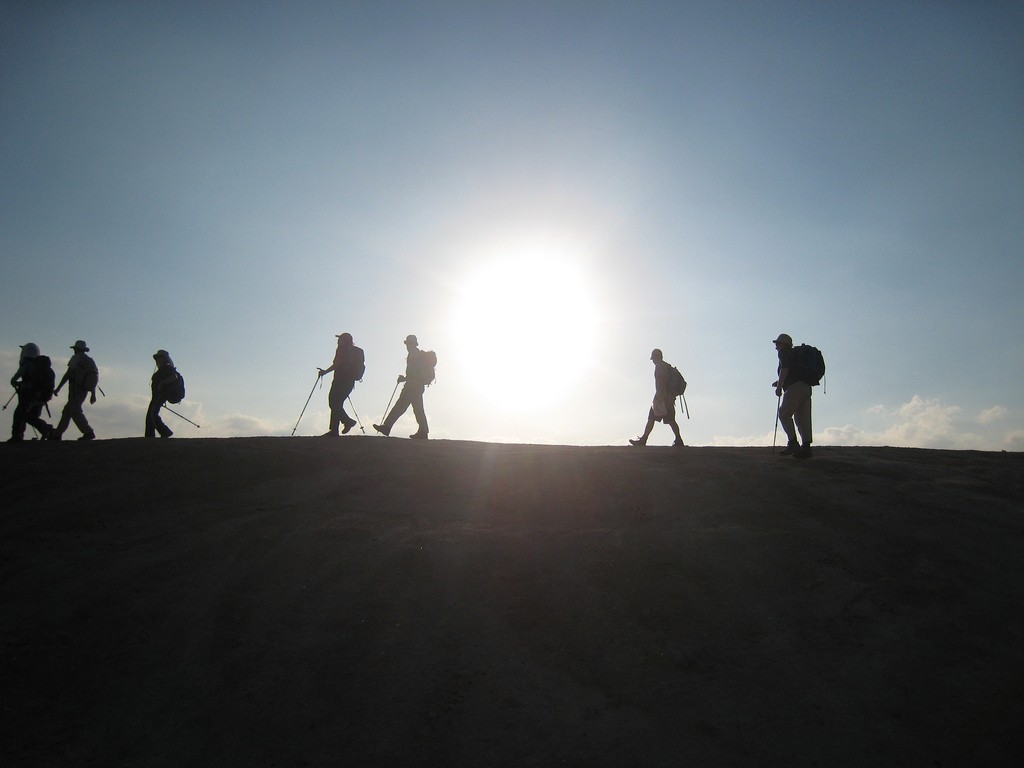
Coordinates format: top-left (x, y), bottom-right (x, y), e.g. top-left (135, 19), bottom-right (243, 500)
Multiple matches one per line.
top-left (419, 350), bottom-right (437, 385)
top-left (792, 344), bottom-right (826, 386)
top-left (30, 356), bottom-right (56, 402)
top-left (76, 355), bottom-right (100, 392)
top-left (166, 369), bottom-right (186, 404)
top-left (667, 365), bottom-right (687, 397)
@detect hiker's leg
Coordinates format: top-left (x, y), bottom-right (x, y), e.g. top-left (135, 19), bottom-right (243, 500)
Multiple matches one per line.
top-left (793, 384), bottom-right (813, 445)
top-left (410, 386), bottom-right (428, 435)
top-left (382, 384), bottom-right (412, 431)
top-left (778, 388), bottom-right (800, 445)
top-left (144, 398), bottom-right (161, 437)
top-left (10, 397), bottom-right (28, 439)
top-left (667, 415), bottom-right (683, 443)
top-left (54, 399), bottom-right (74, 437)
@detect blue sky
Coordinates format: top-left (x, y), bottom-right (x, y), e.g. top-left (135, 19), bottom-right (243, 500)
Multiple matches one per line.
top-left (3, 1), bottom-right (1022, 449)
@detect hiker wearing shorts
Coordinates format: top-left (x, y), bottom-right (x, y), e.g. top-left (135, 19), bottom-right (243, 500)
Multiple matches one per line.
top-left (145, 349), bottom-right (177, 438)
top-left (374, 334), bottom-right (432, 440)
top-left (318, 332), bottom-right (365, 437)
top-left (51, 340), bottom-right (98, 441)
top-left (630, 348), bottom-right (684, 447)
top-left (773, 333), bottom-right (813, 458)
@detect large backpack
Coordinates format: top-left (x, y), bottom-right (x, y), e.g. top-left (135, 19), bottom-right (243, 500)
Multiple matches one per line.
top-left (166, 369), bottom-right (186, 404)
top-left (792, 344), bottom-right (826, 386)
top-left (667, 365), bottom-right (687, 397)
top-left (30, 355), bottom-right (56, 402)
top-left (419, 350), bottom-right (437, 385)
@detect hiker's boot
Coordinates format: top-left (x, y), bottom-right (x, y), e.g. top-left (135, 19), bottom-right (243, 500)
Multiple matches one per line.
top-left (78, 431), bottom-right (95, 441)
top-left (320, 431), bottom-right (339, 438)
top-left (779, 441), bottom-right (799, 456)
top-left (628, 437), bottom-right (647, 447)
top-left (341, 418), bottom-right (357, 435)
top-left (373, 424), bottom-right (390, 437)
top-left (409, 431), bottom-right (428, 440)
top-left (795, 444), bottom-right (814, 459)
top-left (49, 430), bottom-right (63, 441)
top-left (673, 439), bottom-right (685, 447)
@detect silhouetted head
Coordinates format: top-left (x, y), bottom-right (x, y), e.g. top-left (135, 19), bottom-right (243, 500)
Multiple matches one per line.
top-left (71, 340), bottom-right (89, 352)
top-left (153, 350), bottom-right (173, 366)
top-left (336, 332), bottom-right (353, 346)
top-left (19, 342), bottom-right (40, 361)
top-left (650, 348), bottom-right (663, 362)
top-left (404, 334), bottom-right (418, 348)
top-left (773, 334), bottom-right (793, 348)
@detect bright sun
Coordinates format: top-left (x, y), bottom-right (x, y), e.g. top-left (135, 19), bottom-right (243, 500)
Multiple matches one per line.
top-left (451, 253), bottom-right (601, 411)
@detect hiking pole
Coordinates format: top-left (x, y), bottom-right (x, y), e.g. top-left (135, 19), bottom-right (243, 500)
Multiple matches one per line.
top-left (679, 393), bottom-right (690, 420)
top-left (98, 386), bottom-right (106, 397)
top-left (291, 374), bottom-right (322, 436)
top-left (379, 379), bottom-right (400, 424)
top-left (772, 393), bottom-right (781, 454)
top-left (162, 405), bottom-right (201, 428)
top-left (2, 390), bottom-right (15, 410)
top-left (347, 396), bottom-right (366, 433)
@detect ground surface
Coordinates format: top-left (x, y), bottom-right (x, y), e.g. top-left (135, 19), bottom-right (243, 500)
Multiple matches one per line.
top-left (2, 438), bottom-right (1023, 767)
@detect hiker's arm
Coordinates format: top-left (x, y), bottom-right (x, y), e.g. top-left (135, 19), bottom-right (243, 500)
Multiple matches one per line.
top-left (318, 364), bottom-right (334, 377)
top-left (54, 370), bottom-right (70, 394)
top-left (775, 368), bottom-right (789, 397)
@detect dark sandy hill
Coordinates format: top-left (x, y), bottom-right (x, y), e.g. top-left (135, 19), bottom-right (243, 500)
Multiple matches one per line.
top-left (2, 438), bottom-right (1023, 767)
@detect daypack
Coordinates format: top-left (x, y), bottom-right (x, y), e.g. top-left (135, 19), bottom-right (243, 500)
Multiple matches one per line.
top-left (166, 369), bottom-right (186, 404)
top-left (30, 355), bottom-right (56, 402)
top-left (76, 355), bottom-right (100, 392)
top-left (792, 344), bottom-right (826, 386)
top-left (418, 350), bottom-right (437, 385)
top-left (667, 365), bottom-right (687, 397)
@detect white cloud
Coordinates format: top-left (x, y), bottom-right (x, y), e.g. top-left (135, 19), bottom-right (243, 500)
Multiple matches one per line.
top-left (978, 405), bottom-right (1007, 425)
top-left (818, 395), bottom-right (1022, 451)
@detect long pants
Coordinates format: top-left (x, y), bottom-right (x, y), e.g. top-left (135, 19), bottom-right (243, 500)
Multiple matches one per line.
top-left (11, 393), bottom-right (51, 439)
top-left (779, 381), bottom-right (813, 445)
top-left (54, 388), bottom-right (93, 437)
top-left (145, 397), bottom-right (172, 437)
top-left (382, 382), bottom-right (427, 435)
top-left (328, 377), bottom-right (355, 432)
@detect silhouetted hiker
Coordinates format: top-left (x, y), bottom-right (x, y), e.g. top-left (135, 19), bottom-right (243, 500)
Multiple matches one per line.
top-left (374, 334), bottom-right (434, 439)
top-left (773, 333), bottom-right (813, 458)
top-left (317, 332), bottom-right (366, 437)
top-left (51, 340), bottom-right (98, 441)
top-left (629, 348), bottom-right (684, 447)
top-left (7, 343), bottom-right (54, 442)
top-left (145, 350), bottom-right (178, 438)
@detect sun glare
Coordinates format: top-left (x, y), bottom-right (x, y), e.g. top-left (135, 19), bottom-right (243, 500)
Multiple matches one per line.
top-left (451, 253), bottom-right (601, 411)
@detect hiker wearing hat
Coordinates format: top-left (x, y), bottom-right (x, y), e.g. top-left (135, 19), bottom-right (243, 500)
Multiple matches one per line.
top-left (317, 332), bottom-right (365, 437)
top-left (629, 348), bottom-right (685, 447)
top-left (773, 333), bottom-right (813, 458)
top-left (145, 349), bottom-right (177, 438)
top-left (373, 334), bottom-right (434, 440)
top-left (51, 340), bottom-right (99, 441)
top-left (7, 343), bottom-right (55, 441)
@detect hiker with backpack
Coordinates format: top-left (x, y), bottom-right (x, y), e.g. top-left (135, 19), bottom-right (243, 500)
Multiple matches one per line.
top-left (772, 333), bottom-right (821, 459)
top-left (317, 332), bottom-right (366, 437)
top-left (629, 348), bottom-right (685, 447)
top-left (7, 342), bottom-right (54, 442)
top-left (50, 340), bottom-right (99, 441)
top-left (373, 334), bottom-right (435, 440)
top-left (145, 349), bottom-right (181, 438)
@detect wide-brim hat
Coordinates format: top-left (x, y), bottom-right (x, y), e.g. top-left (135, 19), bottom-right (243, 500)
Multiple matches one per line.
top-left (71, 340), bottom-right (89, 352)
top-left (404, 334), bottom-right (418, 346)
top-left (153, 349), bottom-right (171, 360)
top-left (773, 333), bottom-right (793, 346)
